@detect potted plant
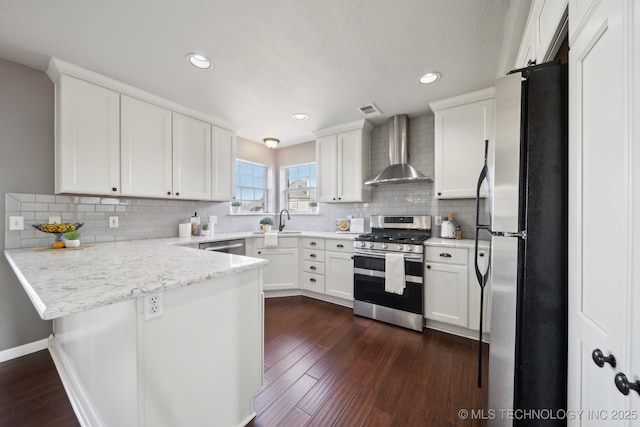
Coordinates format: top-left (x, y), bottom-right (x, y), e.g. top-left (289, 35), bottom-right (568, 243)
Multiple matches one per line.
top-left (63, 230), bottom-right (80, 248)
top-left (309, 201), bottom-right (318, 214)
top-left (259, 217), bottom-right (273, 232)
top-left (231, 200), bottom-right (241, 214)
top-left (201, 222), bottom-right (210, 236)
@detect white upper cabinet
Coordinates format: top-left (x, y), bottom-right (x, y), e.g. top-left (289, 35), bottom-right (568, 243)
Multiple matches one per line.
top-left (315, 120), bottom-right (372, 203)
top-left (172, 113), bottom-right (212, 201)
top-left (55, 74), bottom-right (120, 195)
top-left (120, 96), bottom-right (173, 198)
top-left (430, 88), bottom-right (494, 199)
top-left (211, 126), bottom-right (236, 201)
top-left (515, 0), bottom-right (568, 68)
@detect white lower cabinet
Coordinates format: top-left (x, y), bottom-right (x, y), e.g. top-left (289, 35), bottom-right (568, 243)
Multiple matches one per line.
top-left (256, 248), bottom-right (299, 291)
top-left (325, 251), bottom-right (354, 301)
top-left (425, 262), bottom-right (468, 327)
top-left (424, 243), bottom-right (491, 339)
top-left (301, 238), bottom-right (325, 293)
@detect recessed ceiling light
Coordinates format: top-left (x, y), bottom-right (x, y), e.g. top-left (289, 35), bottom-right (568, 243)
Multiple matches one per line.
top-left (419, 72), bottom-right (441, 84)
top-left (186, 53), bottom-right (212, 70)
top-left (292, 113), bottom-right (308, 121)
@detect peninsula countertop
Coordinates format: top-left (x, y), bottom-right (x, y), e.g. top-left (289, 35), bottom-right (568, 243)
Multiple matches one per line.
top-left (4, 237), bottom-right (268, 320)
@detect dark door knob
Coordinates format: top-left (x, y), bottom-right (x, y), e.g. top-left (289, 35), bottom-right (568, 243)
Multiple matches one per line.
top-left (592, 349), bottom-right (616, 368)
top-left (614, 372), bottom-right (640, 396)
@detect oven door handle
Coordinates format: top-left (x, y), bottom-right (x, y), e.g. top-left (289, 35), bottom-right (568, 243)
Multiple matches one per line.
top-left (353, 250), bottom-right (423, 262)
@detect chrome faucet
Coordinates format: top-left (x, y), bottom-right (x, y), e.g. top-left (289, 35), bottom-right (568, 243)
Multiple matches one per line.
top-left (278, 209), bottom-right (290, 231)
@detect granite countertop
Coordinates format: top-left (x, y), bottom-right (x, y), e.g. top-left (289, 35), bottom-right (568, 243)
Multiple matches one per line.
top-left (4, 237), bottom-right (268, 320)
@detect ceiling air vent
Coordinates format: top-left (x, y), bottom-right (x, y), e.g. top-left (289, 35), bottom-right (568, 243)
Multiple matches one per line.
top-left (358, 103), bottom-right (381, 117)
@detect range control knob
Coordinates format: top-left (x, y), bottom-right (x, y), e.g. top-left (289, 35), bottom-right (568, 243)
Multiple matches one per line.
top-left (382, 243), bottom-right (388, 249)
top-left (367, 242), bottom-right (374, 249)
top-left (407, 246), bottom-right (414, 252)
top-left (397, 244), bottom-right (403, 251)
top-left (359, 241), bottom-right (366, 247)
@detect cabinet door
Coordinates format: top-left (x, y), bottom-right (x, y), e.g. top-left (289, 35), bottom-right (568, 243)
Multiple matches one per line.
top-left (336, 129), bottom-right (360, 202)
top-left (425, 263), bottom-right (468, 327)
top-left (56, 74), bottom-right (120, 195)
top-left (211, 126), bottom-right (235, 201)
top-left (172, 113), bottom-right (212, 200)
top-left (467, 248), bottom-right (491, 333)
top-left (316, 135), bottom-right (337, 202)
top-left (120, 96), bottom-right (173, 198)
top-left (256, 248), bottom-right (299, 291)
top-left (434, 97), bottom-right (493, 199)
top-left (325, 251), bottom-right (354, 300)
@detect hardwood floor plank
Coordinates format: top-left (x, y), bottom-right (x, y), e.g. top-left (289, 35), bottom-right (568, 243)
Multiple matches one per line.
top-left (333, 384), bottom-right (378, 426)
top-left (252, 374), bottom-right (317, 427)
top-left (363, 406), bottom-right (393, 427)
top-left (276, 407), bottom-right (311, 427)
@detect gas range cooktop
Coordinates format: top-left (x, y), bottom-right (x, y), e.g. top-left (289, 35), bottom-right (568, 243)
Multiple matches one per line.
top-left (355, 233), bottom-right (430, 244)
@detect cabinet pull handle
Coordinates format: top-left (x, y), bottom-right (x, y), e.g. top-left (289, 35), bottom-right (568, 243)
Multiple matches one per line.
top-left (479, 252), bottom-right (485, 257)
top-left (615, 372), bottom-right (640, 396)
top-left (310, 266), bottom-right (316, 270)
top-left (439, 253), bottom-right (452, 258)
top-left (310, 254), bottom-right (317, 258)
top-left (112, 187), bottom-right (118, 192)
top-left (592, 349), bottom-right (616, 368)
top-left (337, 244), bottom-right (344, 248)
top-left (310, 278), bottom-right (316, 283)
top-left (311, 242), bottom-right (317, 246)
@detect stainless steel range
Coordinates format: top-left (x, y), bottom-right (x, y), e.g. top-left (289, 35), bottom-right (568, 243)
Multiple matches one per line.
top-left (353, 215), bottom-right (431, 331)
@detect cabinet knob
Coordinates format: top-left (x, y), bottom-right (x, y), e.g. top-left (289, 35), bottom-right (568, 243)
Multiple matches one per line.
top-left (310, 242), bottom-right (317, 246)
top-left (112, 187), bottom-right (118, 192)
top-left (592, 349), bottom-right (616, 368)
top-left (437, 192), bottom-right (442, 196)
top-left (167, 191), bottom-right (172, 195)
top-left (310, 278), bottom-right (316, 283)
top-left (257, 251), bottom-right (261, 255)
top-left (176, 192), bottom-right (180, 196)
top-left (439, 253), bottom-right (452, 258)
top-left (338, 197), bottom-right (341, 200)
top-left (426, 265), bottom-right (431, 269)
top-left (614, 372), bottom-right (640, 396)
top-left (333, 197), bottom-right (336, 201)
top-left (479, 252), bottom-right (485, 257)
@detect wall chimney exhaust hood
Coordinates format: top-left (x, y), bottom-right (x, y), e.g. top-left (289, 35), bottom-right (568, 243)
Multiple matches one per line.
top-left (365, 114), bottom-right (432, 185)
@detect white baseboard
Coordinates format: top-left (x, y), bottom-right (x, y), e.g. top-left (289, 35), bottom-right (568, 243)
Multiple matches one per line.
top-left (0, 337), bottom-right (48, 363)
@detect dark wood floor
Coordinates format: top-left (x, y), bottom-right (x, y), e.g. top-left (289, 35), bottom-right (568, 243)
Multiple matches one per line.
top-left (249, 296), bottom-right (488, 427)
top-left (0, 296), bottom-right (488, 426)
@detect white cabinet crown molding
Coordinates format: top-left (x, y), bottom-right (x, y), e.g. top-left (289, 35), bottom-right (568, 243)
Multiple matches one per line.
top-left (429, 87), bottom-right (495, 112)
top-left (313, 119), bottom-right (373, 138)
top-left (46, 57), bottom-right (236, 133)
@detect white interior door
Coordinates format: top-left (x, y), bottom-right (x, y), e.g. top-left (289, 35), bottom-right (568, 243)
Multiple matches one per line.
top-left (568, 0), bottom-right (632, 424)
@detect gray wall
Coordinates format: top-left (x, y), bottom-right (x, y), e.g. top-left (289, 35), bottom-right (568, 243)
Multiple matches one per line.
top-left (0, 58), bottom-right (55, 351)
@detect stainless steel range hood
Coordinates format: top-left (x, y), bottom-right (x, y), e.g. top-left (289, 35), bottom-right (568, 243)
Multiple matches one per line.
top-left (365, 114), bottom-right (432, 185)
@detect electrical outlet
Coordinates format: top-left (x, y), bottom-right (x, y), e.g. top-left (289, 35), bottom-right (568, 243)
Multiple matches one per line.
top-left (9, 216), bottom-right (24, 231)
top-left (209, 215), bottom-right (217, 225)
top-left (49, 216), bottom-right (61, 224)
top-left (109, 216), bottom-right (119, 228)
top-left (144, 293), bottom-right (164, 320)
top-left (434, 215), bottom-right (442, 226)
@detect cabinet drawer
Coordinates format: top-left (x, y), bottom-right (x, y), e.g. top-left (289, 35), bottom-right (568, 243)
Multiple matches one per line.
top-left (303, 249), bottom-right (325, 262)
top-left (325, 239), bottom-right (353, 253)
top-left (425, 247), bottom-right (467, 264)
top-left (303, 237), bottom-right (325, 250)
top-left (303, 260), bottom-right (325, 275)
top-left (255, 236), bottom-right (299, 249)
top-left (302, 272), bottom-right (325, 294)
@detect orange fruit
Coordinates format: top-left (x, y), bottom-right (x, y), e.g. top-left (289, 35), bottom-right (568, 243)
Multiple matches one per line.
top-left (53, 242), bottom-right (65, 249)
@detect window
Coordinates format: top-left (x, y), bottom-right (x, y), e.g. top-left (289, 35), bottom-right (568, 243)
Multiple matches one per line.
top-left (282, 163), bottom-right (316, 212)
top-left (235, 160), bottom-right (268, 212)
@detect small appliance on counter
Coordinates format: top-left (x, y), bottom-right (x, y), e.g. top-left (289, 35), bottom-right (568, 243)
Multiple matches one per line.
top-left (440, 212), bottom-right (460, 239)
top-left (349, 217), bottom-right (364, 234)
top-left (335, 218), bottom-right (350, 232)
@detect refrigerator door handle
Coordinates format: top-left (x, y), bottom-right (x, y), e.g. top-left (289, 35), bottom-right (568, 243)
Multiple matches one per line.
top-left (474, 139), bottom-right (492, 388)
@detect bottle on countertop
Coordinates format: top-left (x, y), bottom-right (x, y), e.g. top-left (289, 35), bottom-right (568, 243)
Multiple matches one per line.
top-left (191, 212), bottom-right (200, 236)
top-left (456, 226), bottom-right (462, 240)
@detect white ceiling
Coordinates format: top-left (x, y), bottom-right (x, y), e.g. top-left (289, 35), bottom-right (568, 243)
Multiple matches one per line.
top-left (0, 0), bottom-right (525, 147)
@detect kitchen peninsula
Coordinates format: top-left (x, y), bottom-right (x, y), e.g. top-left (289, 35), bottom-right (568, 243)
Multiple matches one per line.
top-left (4, 239), bottom-right (267, 427)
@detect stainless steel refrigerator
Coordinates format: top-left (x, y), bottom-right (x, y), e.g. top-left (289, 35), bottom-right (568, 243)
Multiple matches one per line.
top-left (475, 62), bottom-right (568, 426)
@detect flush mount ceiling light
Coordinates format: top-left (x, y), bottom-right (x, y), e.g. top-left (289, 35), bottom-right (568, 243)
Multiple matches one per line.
top-left (418, 72), bottom-right (441, 84)
top-left (186, 53), bottom-right (212, 70)
top-left (264, 138), bottom-right (280, 149)
top-left (292, 113), bottom-right (309, 121)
